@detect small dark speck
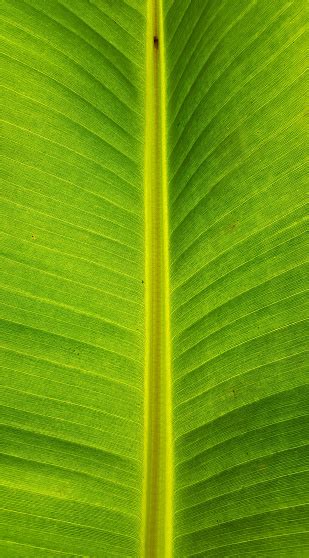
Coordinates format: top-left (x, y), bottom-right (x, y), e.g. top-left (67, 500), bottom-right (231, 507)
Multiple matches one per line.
top-left (141, 280), bottom-right (144, 284)
top-left (154, 36), bottom-right (159, 49)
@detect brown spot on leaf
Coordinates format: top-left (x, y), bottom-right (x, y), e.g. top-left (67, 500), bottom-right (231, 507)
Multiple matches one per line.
top-left (226, 220), bottom-right (239, 234)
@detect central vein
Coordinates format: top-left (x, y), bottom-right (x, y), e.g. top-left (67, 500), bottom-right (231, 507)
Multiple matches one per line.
top-left (142, 0), bottom-right (173, 556)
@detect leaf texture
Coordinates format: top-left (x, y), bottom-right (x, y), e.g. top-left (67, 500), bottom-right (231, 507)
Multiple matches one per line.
top-left (0, 0), bottom-right (145, 556)
top-left (165, 0), bottom-right (308, 556)
top-left (0, 0), bottom-right (308, 557)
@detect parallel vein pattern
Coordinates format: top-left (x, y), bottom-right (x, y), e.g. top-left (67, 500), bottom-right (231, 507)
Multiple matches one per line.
top-left (1, 1), bottom-right (308, 556)
top-left (0, 1), bottom-right (145, 556)
top-left (165, 0), bottom-right (308, 556)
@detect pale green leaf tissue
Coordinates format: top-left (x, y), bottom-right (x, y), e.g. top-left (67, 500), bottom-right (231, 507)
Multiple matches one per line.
top-left (0, 1), bottom-right (307, 557)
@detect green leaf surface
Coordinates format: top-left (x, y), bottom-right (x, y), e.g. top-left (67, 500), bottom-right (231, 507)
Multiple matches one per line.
top-left (166, 1), bottom-right (308, 556)
top-left (1, 1), bottom-right (145, 556)
top-left (0, 0), bottom-right (308, 556)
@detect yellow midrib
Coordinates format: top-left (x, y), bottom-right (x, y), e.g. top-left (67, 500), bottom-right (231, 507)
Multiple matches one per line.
top-left (142, 0), bottom-right (173, 556)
